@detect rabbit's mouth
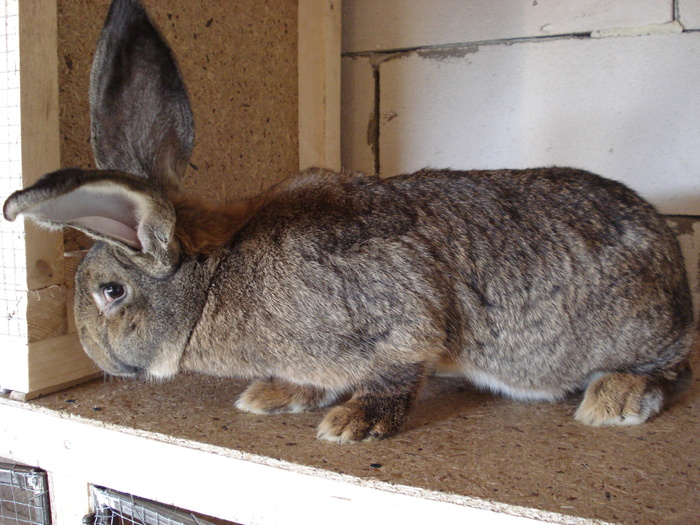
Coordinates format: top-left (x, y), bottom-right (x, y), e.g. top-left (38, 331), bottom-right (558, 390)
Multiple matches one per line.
top-left (97, 352), bottom-right (145, 378)
top-left (108, 357), bottom-right (144, 377)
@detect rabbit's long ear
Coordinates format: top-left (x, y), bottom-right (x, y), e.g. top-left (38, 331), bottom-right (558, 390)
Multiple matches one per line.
top-left (90, 0), bottom-right (194, 192)
top-left (3, 169), bottom-right (180, 275)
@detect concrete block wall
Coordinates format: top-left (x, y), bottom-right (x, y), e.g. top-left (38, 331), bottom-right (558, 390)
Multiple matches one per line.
top-left (680, 0), bottom-right (700, 29)
top-left (341, 0), bottom-right (700, 317)
top-left (342, 0), bottom-right (675, 52)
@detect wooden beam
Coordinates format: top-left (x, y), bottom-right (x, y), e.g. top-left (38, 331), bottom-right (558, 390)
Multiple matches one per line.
top-left (19, 0), bottom-right (61, 188)
top-left (24, 334), bottom-right (101, 398)
top-left (298, 0), bottom-right (342, 171)
top-left (48, 473), bottom-right (92, 525)
top-left (18, 1), bottom-right (63, 297)
top-left (27, 286), bottom-right (68, 343)
top-left (4, 334), bottom-right (101, 400)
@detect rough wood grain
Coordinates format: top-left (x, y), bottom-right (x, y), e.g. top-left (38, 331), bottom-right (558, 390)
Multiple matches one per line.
top-left (298, 0), bottom-right (341, 170)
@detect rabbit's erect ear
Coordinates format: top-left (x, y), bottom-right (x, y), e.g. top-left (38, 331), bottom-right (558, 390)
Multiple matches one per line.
top-left (90, 0), bottom-right (194, 192)
top-left (3, 169), bottom-right (180, 275)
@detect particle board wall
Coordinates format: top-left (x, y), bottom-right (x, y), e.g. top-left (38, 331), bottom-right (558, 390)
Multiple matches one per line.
top-left (57, 0), bottom-right (298, 208)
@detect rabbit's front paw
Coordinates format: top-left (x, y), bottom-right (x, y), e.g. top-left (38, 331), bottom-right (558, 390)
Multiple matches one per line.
top-left (235, 378), bottom-right (339, 414)
top-left (317, 393), bottom-right (413, 443)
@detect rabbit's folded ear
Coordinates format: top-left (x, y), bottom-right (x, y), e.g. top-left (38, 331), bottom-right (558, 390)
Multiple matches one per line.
top-left (90, 0), bottom-right (194, 192)
top-left (3, 168), bottom-right (180, 275)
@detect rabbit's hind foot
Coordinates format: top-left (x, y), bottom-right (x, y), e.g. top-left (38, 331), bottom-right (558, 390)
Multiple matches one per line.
top-left (574, 362), bottom-right (692, 426)
top-left (235, 378), bottom-right (340, 414)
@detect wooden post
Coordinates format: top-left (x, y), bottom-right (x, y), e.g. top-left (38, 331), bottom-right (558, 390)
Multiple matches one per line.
top-left (298, 0), bottom-right (342, 171)
top-left (0, 0), bottom-right (100, 400)
top-left (48, 473), bottom-right (93, 525)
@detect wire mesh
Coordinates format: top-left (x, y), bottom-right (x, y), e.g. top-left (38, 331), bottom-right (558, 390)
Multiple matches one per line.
top-left (0, 0), bottom-right (28, 356)
top-left (92, 487), bottom-right (239, 525)
top-left (0, 462), bottom-right (52, 525)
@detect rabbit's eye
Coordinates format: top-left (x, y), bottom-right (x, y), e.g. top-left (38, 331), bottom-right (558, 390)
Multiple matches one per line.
top-left (101, 283), bottom-right (126, 302)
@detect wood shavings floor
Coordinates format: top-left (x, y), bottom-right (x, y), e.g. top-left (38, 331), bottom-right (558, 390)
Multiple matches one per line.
top-left (30, 351), bottom-right (700, 524)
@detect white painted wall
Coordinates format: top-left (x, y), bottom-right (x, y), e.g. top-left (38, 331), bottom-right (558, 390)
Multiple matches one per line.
top-left (377, 33), bottom-right (700, 215)
top-left (342, 0), bottom-right (674, 53)
top-left (341, 1), bottom-right (700, 216)
top-left (341, 55), bottom-right (375, 175)
top-left (679, 0), bottom-right (700, 29)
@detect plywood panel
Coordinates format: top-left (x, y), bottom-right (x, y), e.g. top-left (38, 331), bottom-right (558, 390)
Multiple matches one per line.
top-left (57, 0), bottom-right (299, 205)
top-left (20, 348), bottom-right (700, 525)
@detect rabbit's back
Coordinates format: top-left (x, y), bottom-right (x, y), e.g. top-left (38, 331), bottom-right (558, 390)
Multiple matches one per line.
top-left (194, 167), bottom-right (693, 400)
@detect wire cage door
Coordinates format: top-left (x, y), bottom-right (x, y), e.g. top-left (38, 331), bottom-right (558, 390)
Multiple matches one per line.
top-left (0, 462), bottom-right (52, 525)
top-left (91, 486), bottom-right (239, 525)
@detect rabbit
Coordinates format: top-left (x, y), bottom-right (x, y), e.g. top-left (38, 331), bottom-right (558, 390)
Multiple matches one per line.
top-left (3, 0), bottom-right (696, 443)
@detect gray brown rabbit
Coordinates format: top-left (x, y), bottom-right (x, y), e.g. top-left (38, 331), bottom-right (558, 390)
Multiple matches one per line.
top-left (3, 0), bottom-right (696, 442)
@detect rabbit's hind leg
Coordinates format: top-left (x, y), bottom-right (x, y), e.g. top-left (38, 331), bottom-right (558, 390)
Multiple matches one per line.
top-left (574, 361), bottom-right (692, 426)
top-left (235, 378), bottom-right (342, 414)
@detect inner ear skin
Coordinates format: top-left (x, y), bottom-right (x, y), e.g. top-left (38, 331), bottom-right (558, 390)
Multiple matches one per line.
top-left (10, 168), bottom-right (183, 276)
